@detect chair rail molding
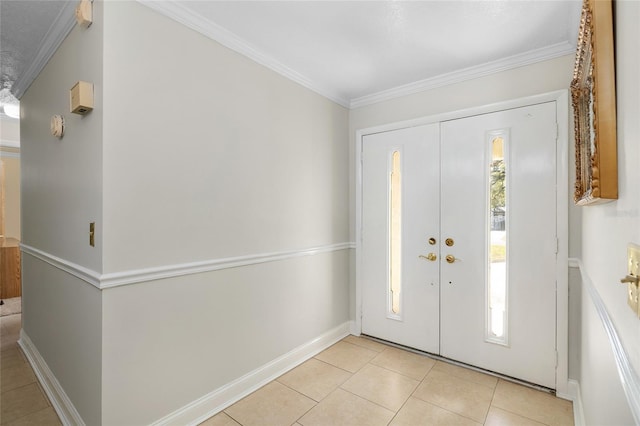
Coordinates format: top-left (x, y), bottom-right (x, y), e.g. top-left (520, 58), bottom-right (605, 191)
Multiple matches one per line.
top-left (20, 242), bottom-right (354, 290)
top-left (571, 257), bottom-right (640, 425)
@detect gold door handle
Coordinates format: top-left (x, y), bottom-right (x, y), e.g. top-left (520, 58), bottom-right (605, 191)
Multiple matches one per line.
top-left (419, 253), bottom-right (437, 261)
top-left (620, 275), bottom-right (639, 285)
top-left (445, 254), bottom-right (459, 264)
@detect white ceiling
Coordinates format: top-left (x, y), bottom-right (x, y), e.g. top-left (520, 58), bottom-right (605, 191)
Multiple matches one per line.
top-left (178, 1), bottom-right (581, 105)
top-left (0, 0), bottom-right (582, 113)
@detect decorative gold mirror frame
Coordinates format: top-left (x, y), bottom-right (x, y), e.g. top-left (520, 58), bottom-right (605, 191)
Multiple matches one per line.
top-left (571, 0), bottom-right (617, 205)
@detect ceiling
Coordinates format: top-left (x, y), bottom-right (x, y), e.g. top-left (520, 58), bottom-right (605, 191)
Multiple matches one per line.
top-left (0, 0), bottom-right (582, 115)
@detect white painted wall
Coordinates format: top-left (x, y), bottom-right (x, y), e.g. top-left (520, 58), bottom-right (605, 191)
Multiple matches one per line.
top-left (102, 1), bottom-right (348, 274)
top-left (578, 1), bottom-right (639, 424)
top-left (102, 252), bottom-right (349, 425)
top-left (19, 2), bottom-right (104, 424)
top-left (99, 2), bottom-right (350, 423)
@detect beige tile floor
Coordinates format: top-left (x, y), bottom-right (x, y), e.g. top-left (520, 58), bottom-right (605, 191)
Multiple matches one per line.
top-left (1, 314), bottom-right (61, 426)
top-left (1, 314), bottom-right (574, 426)
top-left (203, 336), bottom-right (574, 426)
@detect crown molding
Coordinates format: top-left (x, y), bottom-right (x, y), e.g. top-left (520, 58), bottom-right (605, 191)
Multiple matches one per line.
top-left (136, 0), bottom-right (350, 108)
top-left (11, 2), bottom-right (76, 99)
top-left (349, 42), bottom-right (575, 109)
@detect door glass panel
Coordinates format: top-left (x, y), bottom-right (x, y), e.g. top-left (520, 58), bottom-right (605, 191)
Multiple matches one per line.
top-left (389, 150), bottom-right (402, 317)
top-left (488, 135), bottom-right (508, 345)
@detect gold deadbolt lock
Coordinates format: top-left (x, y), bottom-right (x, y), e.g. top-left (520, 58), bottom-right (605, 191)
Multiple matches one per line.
top-left (445, 238), bottom-right (454, 246)
top-left (428, 237), bottom-right (436, 245)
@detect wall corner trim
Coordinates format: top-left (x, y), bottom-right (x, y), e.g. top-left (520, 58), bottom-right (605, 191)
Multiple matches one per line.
top-left (11, 2), bottom-right (76, 99)
top-left (18, 332), bottom-right (86, 426)
top-left (151, 321), bottom-right (351, 425)
top-left (574, 258), bottom-right (640, 424)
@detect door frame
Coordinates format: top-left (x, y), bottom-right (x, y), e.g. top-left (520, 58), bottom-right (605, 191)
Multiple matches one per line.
top-left (354, 90), bottom-right (569, 395)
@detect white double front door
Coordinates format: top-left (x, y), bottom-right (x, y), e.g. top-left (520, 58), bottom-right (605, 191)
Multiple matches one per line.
top-left (361, 102), bottom-right (558, 388)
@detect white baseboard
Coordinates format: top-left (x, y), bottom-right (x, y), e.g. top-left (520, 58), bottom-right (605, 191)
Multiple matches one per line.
top-left (18, 332), bottom-right (85, 426)
top-left (349, 320), bottom-right (359, 335)
top-left (151, 321), bottom-right (352, 426)
top-left (563, 379), bottom-right (585, 426)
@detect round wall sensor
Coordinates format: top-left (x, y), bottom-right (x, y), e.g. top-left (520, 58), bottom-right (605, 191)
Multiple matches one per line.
top-left (51, 115), bottom-right (64, 138)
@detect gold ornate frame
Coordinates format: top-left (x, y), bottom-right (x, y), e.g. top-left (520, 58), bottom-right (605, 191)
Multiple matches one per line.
top-left (571, 0), bottom-right (617, 205)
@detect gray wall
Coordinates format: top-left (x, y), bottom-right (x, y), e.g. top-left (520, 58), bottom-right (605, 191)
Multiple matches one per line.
top-left (19, 2), bottom-right (105, 424)
top-left (99, 2), bottom-right (351, 424)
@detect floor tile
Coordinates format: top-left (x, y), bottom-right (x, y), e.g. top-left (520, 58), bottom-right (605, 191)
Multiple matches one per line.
top-left (314, 341), bottom-right (377, 373)
top-left (370, 346), bottom-right (436, 380)
top-left (432, 361), bottom-right (498, 389)
top-left (224, 381), bottom-right (315, 426)
top-left (0, 333), bottom-right (20, 352)
top-left (390, 397), bottom-right (481, 426)
top-left (492, 380), bottom-right (573, 426)
top-left (341, 363), bottom-right (418, 411)
top-left (199, 411), bottom-right (241, 426)
top-left (412, 369), bottom-right (494, 423)
top-left (298, 388), bottom-right (394, 426)
top-left (277, 358), bottom-right (351, 402)
top-left (343, 335), bottom-right (388, 353)
top-left (4, 407), bottom-right (62, 426)
top-left (1, 360), bottom-right (37, 392)
top-left (0, 315), bottom-right (21, 335)
top-left (1, 348), bottom-right (27, 371)
top-left (0, 383), bottom-right (50, 425)
top-left (484, 406), bottom-right (547, 426)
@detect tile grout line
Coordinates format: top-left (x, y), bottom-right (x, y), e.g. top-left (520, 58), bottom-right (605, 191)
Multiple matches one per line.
top-left (482, 378), bottom-right (500, 425)
top-left (311, 355), bottom-right (358, 375)
top-left (407, 367), bottom-right (490, 425)
top-left (337, 385), bottom-right (397, 415)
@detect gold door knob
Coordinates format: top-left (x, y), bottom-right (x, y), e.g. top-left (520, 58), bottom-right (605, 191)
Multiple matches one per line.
top-left (419, 253), bottom-right (437, 261)
top-left (445, 254), bottom-right (458, 264)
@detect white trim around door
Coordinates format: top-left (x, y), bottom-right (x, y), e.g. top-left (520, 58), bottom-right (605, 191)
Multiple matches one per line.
top-left (354, 90), bottom-right (570, 395)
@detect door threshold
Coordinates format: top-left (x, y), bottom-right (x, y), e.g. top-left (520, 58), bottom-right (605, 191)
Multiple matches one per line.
top-left (360, 334), bottom-right (555, 395)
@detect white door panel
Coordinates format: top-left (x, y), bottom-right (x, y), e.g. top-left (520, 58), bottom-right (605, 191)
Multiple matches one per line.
top-left (361, 124), bottom-right (440, 353)
top-left (440, 102), bottom-right (557, 388)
